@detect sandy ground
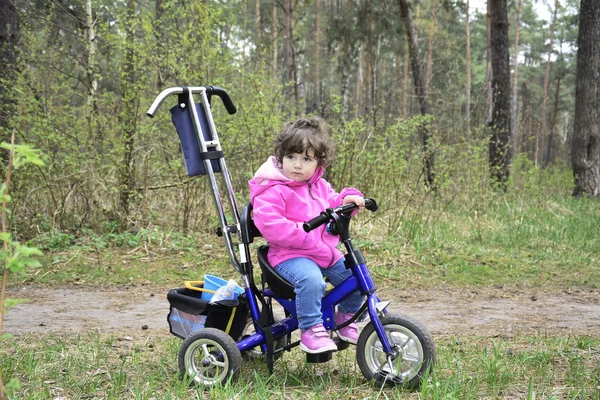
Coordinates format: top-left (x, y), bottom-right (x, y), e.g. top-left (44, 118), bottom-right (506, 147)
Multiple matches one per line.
top-left (3, 284), bottom-right (599, 338)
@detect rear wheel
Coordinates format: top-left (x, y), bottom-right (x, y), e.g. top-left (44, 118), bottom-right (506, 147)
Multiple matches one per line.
top-left (178, 328), bottom-right (243, 387)
top-left (356, 315), bottom-right (436, 389)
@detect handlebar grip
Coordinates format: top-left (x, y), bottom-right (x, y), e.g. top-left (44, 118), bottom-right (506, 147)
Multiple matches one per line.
top-left (365, 198), bottom-right (378, 212)
top-left (303, 212), bottom-right (330, 232)
top-left (206, 86), bottom-right (237, 115)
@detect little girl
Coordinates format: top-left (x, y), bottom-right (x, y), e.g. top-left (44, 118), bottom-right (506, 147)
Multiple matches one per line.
top-left (249, 117), bottom-right (365, 354)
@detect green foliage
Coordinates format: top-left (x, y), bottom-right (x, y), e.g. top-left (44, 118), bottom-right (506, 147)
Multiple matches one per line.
top-left (0, 235), bottom-right (42, 274)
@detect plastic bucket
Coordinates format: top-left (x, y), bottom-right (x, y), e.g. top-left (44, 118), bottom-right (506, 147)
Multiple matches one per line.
top-left (201, 275), bottom-right (243, 300)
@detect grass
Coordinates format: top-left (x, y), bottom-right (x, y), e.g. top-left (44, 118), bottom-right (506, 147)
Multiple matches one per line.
top-left (11, 196), bottom-right (600, 290)
top-left (1, 331), bottom-right (599, 399)
top-left (2, 193), bottom-right (599, 398)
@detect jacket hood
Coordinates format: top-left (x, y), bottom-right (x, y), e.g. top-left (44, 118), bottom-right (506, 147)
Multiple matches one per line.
top-left (249, 156), bottom-right (323, 200)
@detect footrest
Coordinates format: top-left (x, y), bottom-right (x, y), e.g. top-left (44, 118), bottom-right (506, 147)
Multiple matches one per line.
top-left (306, 351), bottom-right (334, 363)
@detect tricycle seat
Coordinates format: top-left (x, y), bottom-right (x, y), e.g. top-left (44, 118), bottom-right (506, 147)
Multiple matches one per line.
top-left (239, 202), bottom-right (296, 299)
top-left (257, 245), bottom-right (296, 300)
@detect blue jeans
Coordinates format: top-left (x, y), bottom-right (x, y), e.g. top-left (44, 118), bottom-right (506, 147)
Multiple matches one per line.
top-left (275, 257), bottom-right (364, 331)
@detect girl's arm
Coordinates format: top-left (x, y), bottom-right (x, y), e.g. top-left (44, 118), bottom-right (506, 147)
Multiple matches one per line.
top-left (325, 181), bottom-right (363, 208)
top-left (252, 192), bottom-right (320, 250)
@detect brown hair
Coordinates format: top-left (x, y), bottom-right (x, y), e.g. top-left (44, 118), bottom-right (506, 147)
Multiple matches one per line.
top-left (273, 117), bottom-right (334, 167)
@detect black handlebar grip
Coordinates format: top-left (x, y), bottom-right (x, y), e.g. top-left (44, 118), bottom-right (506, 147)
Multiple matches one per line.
top-left (303, 212), bottom-right (330, 232)
top-left (365, 198), bottom-right (378, 212)
top-left (206, 86), bottom-right (237, 115)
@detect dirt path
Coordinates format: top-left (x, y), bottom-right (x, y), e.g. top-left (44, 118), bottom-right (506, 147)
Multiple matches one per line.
top-left (3, 284), bottom-right (600, 337)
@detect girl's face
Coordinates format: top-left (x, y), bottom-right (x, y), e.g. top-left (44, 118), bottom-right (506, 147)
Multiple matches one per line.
top-left (282, 149), bottom-right (318, 182)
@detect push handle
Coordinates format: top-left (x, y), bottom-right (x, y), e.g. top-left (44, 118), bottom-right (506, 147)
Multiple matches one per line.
top-left (146, 86), bottom-right (237, 118)
top-left (206, 86), bottom-right (237, 115)
top-left (303, 198), bottom-right (378, 232)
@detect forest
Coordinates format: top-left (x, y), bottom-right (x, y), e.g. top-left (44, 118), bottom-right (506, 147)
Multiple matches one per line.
top-left (0, 0), bottom-right (594, 238)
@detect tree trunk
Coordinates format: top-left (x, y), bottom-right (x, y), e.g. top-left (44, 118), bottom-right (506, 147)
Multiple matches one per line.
top-left (255, 0), bottom-right (261, 53)
top-left (365, 0), bottom-right (373, 114)
top-left (572, 0), bottom-right (600, 197)
top-left (398, 0), bottom-right (434, 187)
top-left (119, 0), bottom-right (138, 220)
top-left (271, 5), bottom-right (278, 79)
top-left (540, 0), bottom-right (559, 165)
top-left (85, 0), bottom-right (97, 112)
top-left (282, 0), bottom-right (298, 112)
top-left (485, 1), bottom-right (493, 124)
top-left (403, 41), bottom-right (410, 117)
top-left (425, 0), bottom-right (437, 95)
top-left (545, 77), bottom-right (561, 166)
top-left (0, 0), bottom-right (18, 172)
top-left (465, 0), bottom-right (472, 139)
top-left (511, 0), bottom-right (522, 154)
top-left (338, 0), bottom-right (357, 121)
top-left (86, 0), bottom-right (99, 150)
top-left (488, 0), bottom-right (512, 186)
top-left (154, 0), bottom-right (164, 91)
top-left (314, 0), bottom-right (321, 112)
top-left (516, 82), bottom-right (530, 152)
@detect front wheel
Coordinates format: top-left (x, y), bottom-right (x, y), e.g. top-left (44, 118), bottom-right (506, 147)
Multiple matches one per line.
top-left (178, 328), bottom-right (243, 388)
top-left (356, 314), bottom-right (436, 389)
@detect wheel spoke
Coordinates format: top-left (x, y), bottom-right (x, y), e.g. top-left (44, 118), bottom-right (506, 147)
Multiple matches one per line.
top-left (212, 359), bottom-right (226, 368)
top-left (201, 343), bottom-right (211, 357)
top-left (403, 353), bottom-right (420, 364)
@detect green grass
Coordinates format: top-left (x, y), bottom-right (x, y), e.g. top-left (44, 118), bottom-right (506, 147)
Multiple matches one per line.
top-left (364, 196), bottom-right (600, 289)
top-left (11, 196), bottom-right (600, 290)
top-left (1, 332), bottom-right (599, 399)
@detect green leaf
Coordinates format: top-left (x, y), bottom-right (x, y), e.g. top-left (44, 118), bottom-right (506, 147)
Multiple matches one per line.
top-left (0, 142), bottom-right (45, 169)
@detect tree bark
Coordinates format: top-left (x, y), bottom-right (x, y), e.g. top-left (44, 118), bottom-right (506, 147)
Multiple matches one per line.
top-left (540, 0), bottom-right (559, 165)
top-left (282, 0), bottom-right (298, 112)
top-left (271, 5), bottom-right (278, 79)
top-left (0, 0), bottom-right (18, 172)
top-left (365, 0), bottom-right (373, 114)
top-left (314, 0), bottom-right (321, 112)
top-left (398, 0), bottom-right (434, 187)
top-left (572, 0), bottom-right (600, 197)
top-left (511, 0), bottom-right (522, 154)
top-left (485, 1), bottom-right (493, 124)
top-left (119, 0), bottom-right (138, 219)
top-left (425, 0), bottom-right (437, 95)
top-left (488, 0), bottom-right (512, 186)
top-left (255, 0), bottom-right (261, 50)
top-left (154, 0), bottom-right (164, 91)
top-left (465, 0), bottom-right (472, 139)
top-left (86, 0), bottom-right (99, 150)
top-left (403, 41), bottom-right (410, 117)
top-left (545, 77), bottom-right (561, 166)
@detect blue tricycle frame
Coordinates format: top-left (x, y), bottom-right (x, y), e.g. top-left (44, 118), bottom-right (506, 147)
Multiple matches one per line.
top-left (147, 86), bottom-right (436, 389)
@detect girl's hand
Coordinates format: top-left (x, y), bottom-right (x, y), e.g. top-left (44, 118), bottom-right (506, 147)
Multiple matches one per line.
top-left (343, 195), bottom-right (365, 208)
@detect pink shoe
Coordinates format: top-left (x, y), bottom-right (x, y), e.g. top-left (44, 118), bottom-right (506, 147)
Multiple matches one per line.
top-left (335, 312), bottom-right (359, 344)
top-left (300, 324), bottom-right (338, 354)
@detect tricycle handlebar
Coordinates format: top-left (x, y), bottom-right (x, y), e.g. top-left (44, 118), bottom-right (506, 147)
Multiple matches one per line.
top-left (303, 198), bottom-right (378, 233)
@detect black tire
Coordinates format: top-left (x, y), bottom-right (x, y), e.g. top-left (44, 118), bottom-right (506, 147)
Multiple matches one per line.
top-left (178, 328), bottom-right (243, 387)
top-left (356, 314), bottom-right (436, 389)
top-left (240, 317), bottom-right (288, 362)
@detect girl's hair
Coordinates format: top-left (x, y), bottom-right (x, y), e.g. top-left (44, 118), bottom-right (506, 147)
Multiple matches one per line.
top-left (273, 116), bottom-right (334, 167)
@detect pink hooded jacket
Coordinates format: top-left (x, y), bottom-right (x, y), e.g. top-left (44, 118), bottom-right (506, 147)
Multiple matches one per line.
top-left (248, 156), bottom-right (362, 269)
